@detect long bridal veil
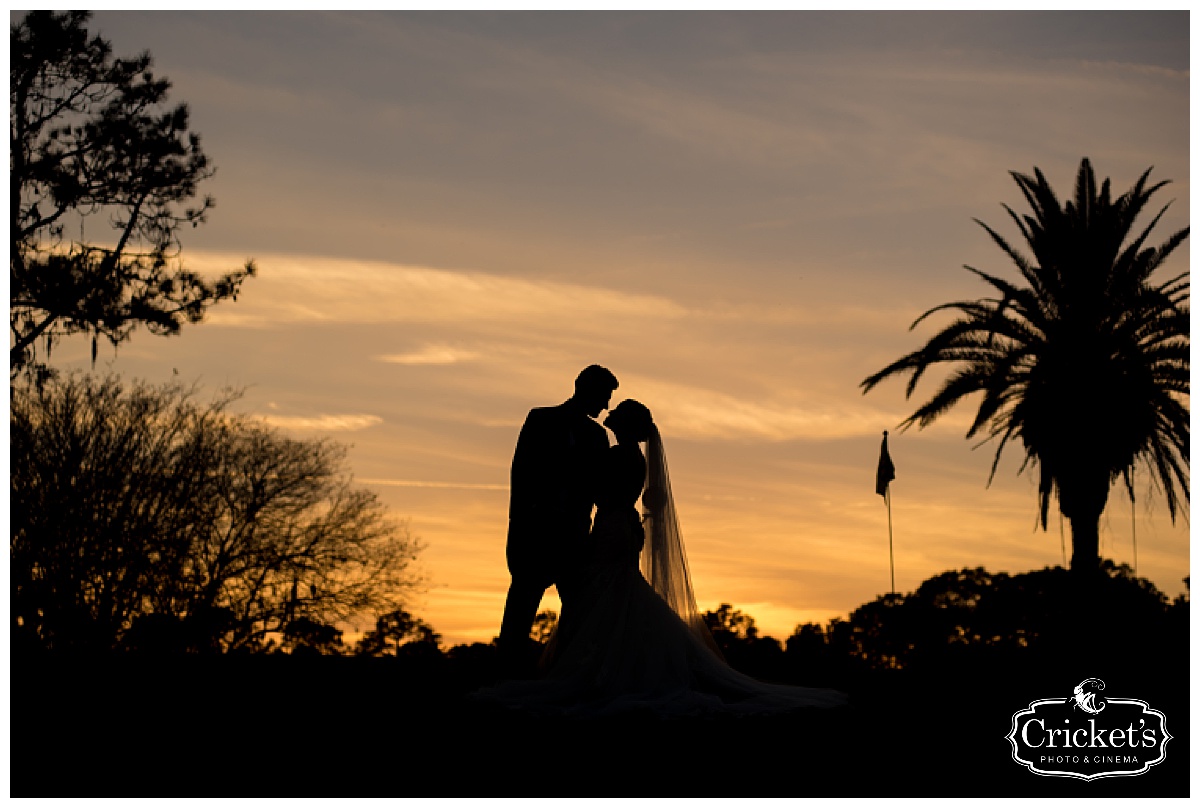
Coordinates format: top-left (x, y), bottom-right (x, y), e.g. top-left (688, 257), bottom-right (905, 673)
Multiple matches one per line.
top-left (640, 424), bottom-right (724, 658)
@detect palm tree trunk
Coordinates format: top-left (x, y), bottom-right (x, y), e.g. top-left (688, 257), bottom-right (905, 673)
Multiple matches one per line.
top-left (1060, 464), bottom-right (1109, 577)
top-left (1066, 510), bottom-right (1107, 662)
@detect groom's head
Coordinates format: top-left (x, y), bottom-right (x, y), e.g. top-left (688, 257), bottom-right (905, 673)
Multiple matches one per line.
top-left (574, 364), bottom-right (619, 417)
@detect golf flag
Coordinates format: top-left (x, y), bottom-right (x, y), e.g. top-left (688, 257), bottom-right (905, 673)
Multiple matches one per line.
top-left (876, 431), bottom-right (895, 497)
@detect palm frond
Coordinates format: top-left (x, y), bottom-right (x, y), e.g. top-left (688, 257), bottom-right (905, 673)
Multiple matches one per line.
top-left (1074, 157), bottom-right (1096, 223)
top-left (1144, 226), bottom-right (1191, 277)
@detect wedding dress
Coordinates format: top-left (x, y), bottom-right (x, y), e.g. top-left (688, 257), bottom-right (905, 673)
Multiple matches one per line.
top-left (477, 426), bottom-right (847, 718)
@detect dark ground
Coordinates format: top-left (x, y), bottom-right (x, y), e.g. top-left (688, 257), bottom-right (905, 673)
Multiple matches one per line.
top-left (11, 650), bottom-right (1188, 798)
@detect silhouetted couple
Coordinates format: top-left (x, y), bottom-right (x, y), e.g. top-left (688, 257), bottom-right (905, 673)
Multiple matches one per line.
top-left (487, 365), bottom-right (846, 717)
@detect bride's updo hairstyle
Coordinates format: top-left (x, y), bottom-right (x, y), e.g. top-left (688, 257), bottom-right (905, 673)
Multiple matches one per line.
top-left (615, 399), bottom-right (654, 443)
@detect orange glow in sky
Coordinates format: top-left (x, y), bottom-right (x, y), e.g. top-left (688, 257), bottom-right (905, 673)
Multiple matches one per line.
top-left (46, 11), bottom-right (1190, 646)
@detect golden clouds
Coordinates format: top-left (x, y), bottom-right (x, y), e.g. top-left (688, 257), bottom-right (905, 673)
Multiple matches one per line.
top-left (615, 374), bottom-right (903, 442)
top-left (378, 345), bottom-right (481, 365)
top-left (191, 250), bottom-right (687, 331)
top-left (182, 249), bottom-right (982, 444)
top-left (257, 412), bottom-right (383, 431)
top-left (361, 478), bottom-right (507, 491)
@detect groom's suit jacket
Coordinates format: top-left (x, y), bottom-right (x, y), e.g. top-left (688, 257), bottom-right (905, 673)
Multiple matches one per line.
top-left (507, 400), bottom-right (609, 585)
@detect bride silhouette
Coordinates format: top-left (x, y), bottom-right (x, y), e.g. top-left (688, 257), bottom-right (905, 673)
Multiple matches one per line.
top-left (479, 399), bottom-right (847, 717)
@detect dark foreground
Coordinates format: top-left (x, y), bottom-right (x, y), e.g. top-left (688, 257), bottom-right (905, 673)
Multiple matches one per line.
top-left (12, 650), bottom-right (1188, 798)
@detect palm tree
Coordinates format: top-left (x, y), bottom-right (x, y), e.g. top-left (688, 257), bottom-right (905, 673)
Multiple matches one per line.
top-left (861, 158), bottom-right (1189, 575)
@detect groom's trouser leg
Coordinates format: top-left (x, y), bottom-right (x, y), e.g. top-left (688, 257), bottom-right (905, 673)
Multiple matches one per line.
top-left (498, 576), bottom-right (545, 650)
top-left (500, 527), bottom-right (553, 649)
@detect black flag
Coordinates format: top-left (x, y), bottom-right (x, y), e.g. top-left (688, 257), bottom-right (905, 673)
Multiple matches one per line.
top-left (876, 431), bottom-right (895, 497)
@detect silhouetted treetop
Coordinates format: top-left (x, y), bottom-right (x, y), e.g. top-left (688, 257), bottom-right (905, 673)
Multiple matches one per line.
top-left (862, 158), bottom-right (1189, 575)
top-left (11, 373), bottom-right (422, 653)
top-left (10, 10), bottom-right (254, 376)
top-left (824, 562), bottom-right (1182, 673)
top-left (355, 609), bottom-right (442, 657)
top-left (530, 610), bottom-right (558, 645)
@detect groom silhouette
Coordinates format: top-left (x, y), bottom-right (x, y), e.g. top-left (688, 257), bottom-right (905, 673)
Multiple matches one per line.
top-left (498, 364), bottom-right (618, 672)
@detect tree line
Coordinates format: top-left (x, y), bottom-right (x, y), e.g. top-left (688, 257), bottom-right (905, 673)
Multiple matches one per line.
top-left (73, 559), bottom-right (1176, 697)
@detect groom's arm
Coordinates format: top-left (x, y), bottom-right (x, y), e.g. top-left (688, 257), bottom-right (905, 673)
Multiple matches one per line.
top-left (510, 409), bottom-right (547, 518)
top-left (510, 407), bottom-right (567, 521)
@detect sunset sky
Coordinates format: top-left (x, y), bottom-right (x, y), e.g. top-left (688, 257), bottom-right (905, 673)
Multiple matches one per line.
top-left (43, 11), bottom-right (1190, 646)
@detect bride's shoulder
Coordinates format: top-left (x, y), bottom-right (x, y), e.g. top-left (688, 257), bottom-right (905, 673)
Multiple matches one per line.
top-left (610, 442), bottom-right (646, 471)
top-left (602, 442), bottom-right (641, 464)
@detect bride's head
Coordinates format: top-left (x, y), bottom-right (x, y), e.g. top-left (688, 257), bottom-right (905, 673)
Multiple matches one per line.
top-left (604, 399), bottom-right (654, 444)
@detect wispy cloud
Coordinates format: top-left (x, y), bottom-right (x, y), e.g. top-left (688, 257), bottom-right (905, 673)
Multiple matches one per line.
top-left (360, 478), bottom-right (508, 491)
top-left (258, 413), bottom-right (383, 432)
top-left (619, 375), bottom-right (910, 441)
top-left (1072, 59), bottom-right (1188, 82)
top-left (377, 345), bottom-right (481, 365)
top-left (190, 251), bottom-right (688, 330)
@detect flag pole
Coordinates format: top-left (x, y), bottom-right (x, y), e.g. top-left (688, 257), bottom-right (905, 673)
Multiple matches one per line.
top-left (876, 429), bottom-right (897, 596)
top-left (886, 486), bottom-right (895, 595)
